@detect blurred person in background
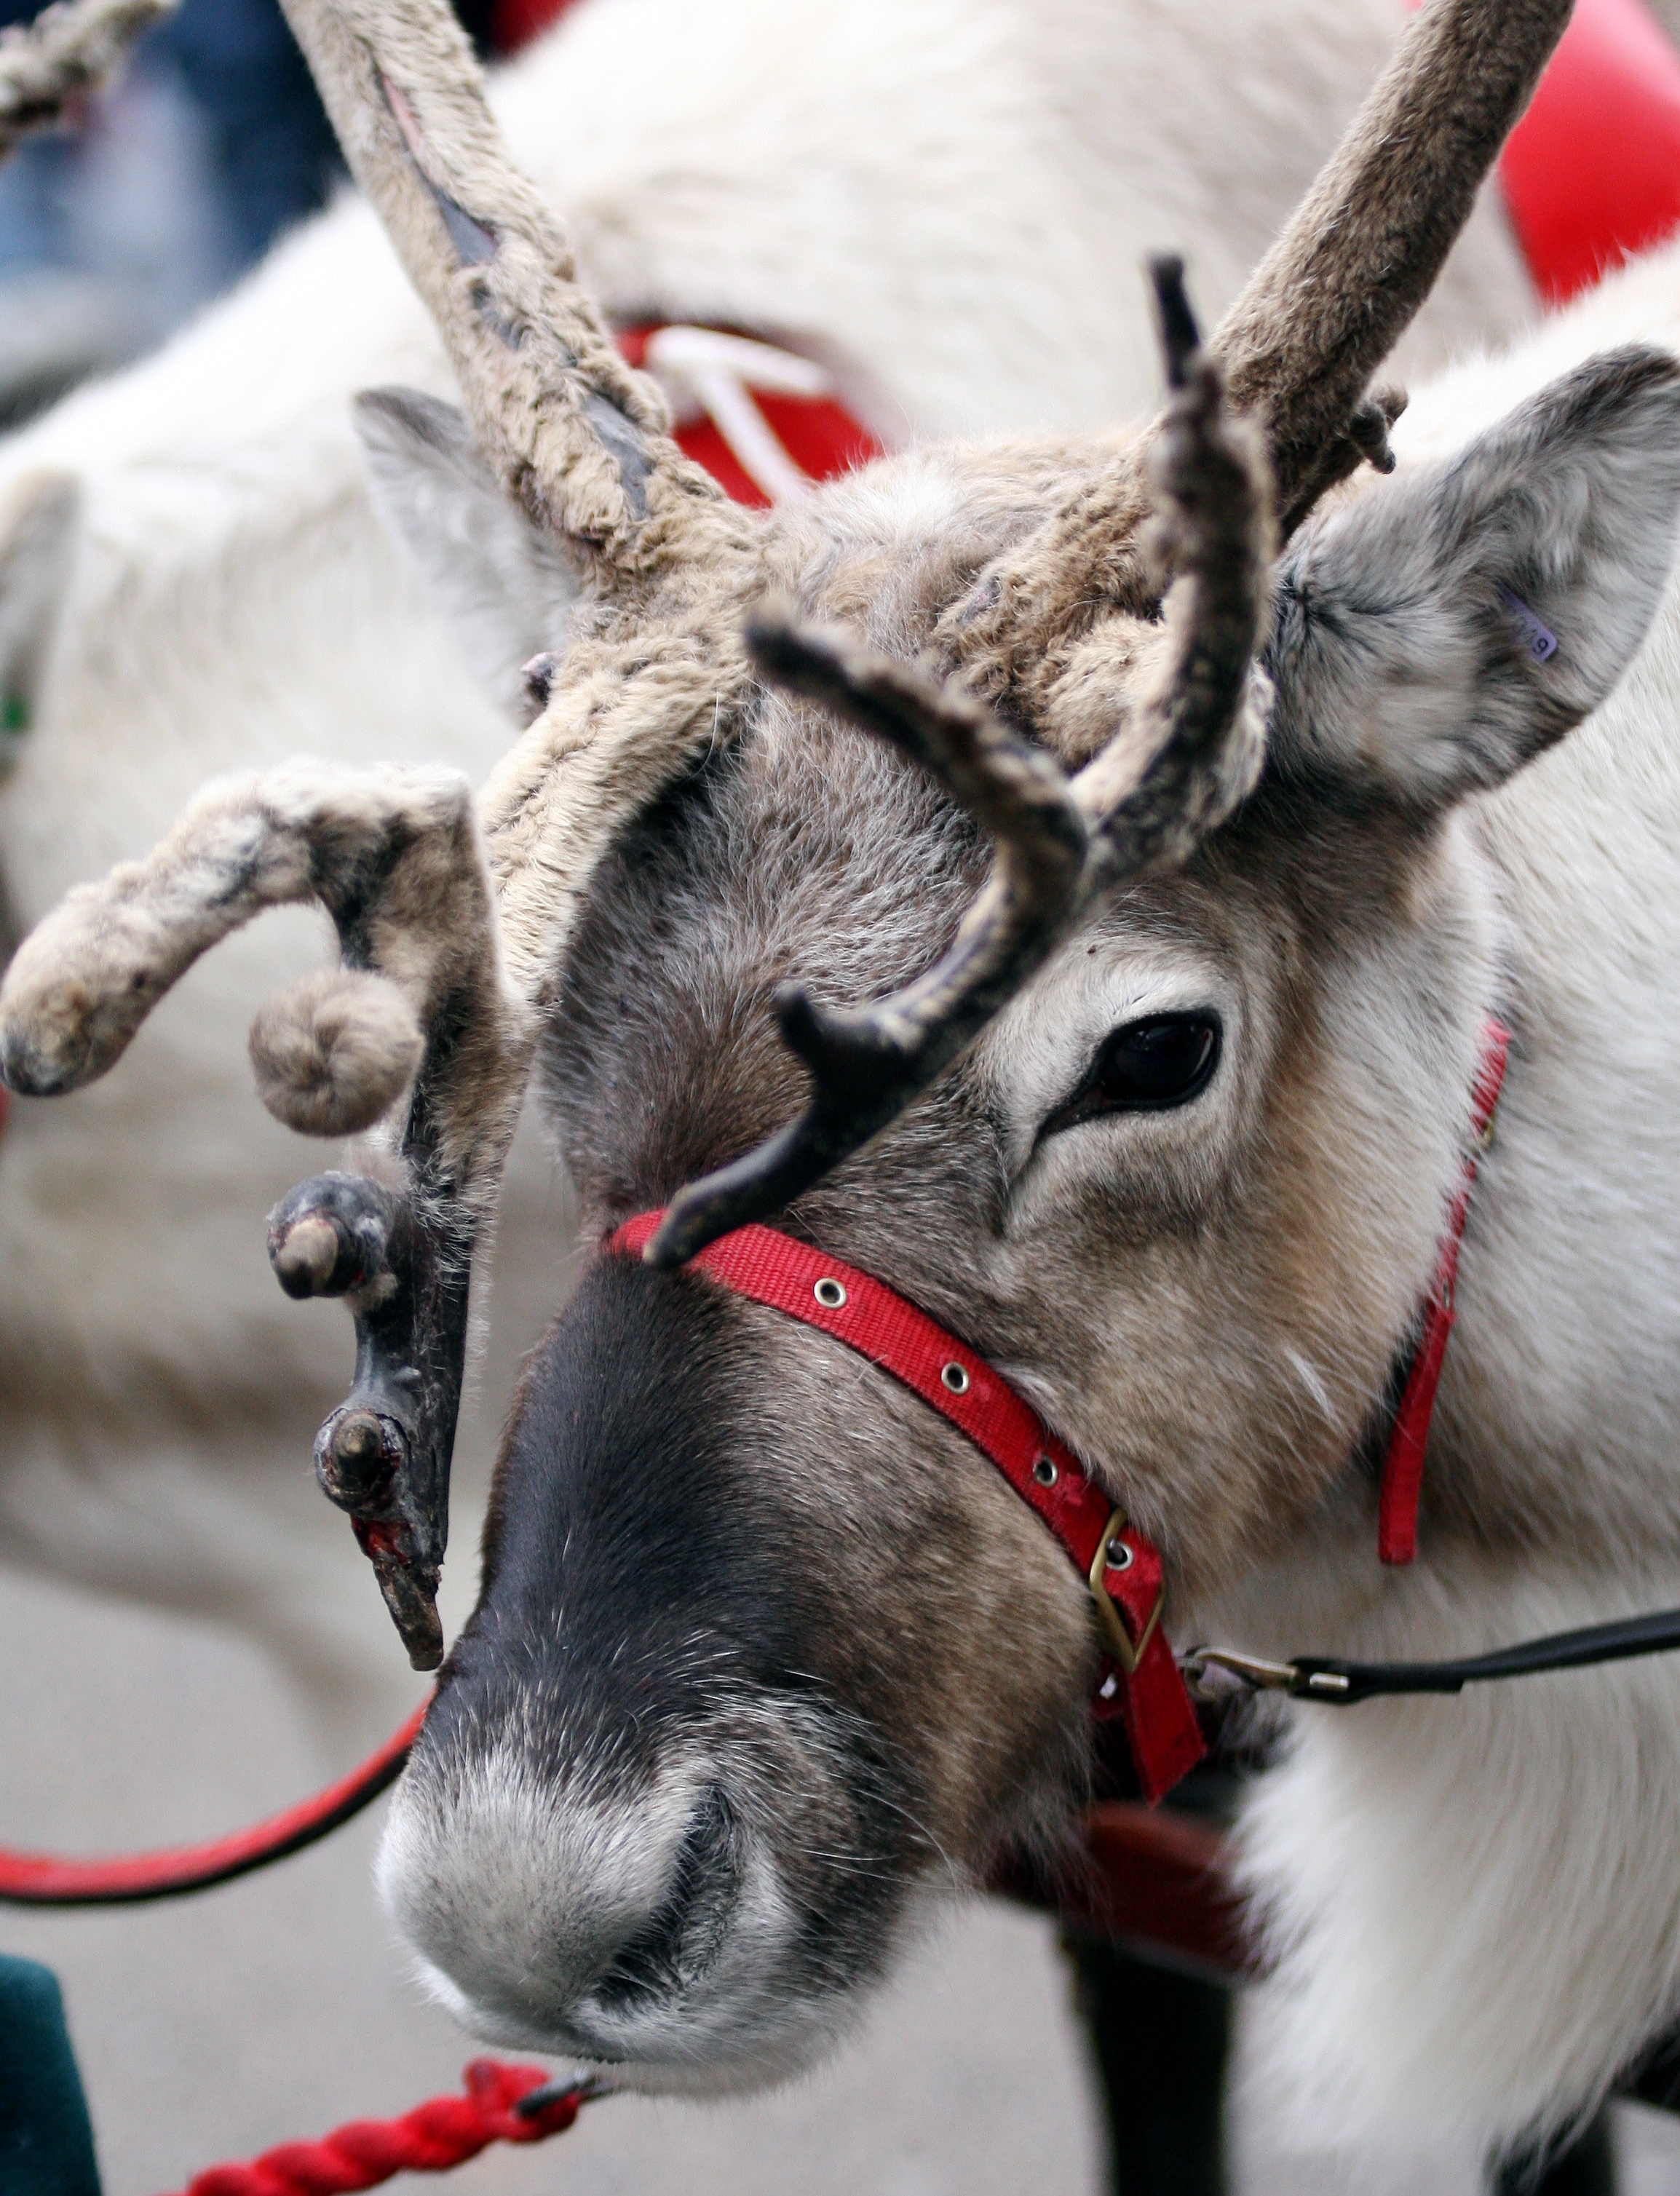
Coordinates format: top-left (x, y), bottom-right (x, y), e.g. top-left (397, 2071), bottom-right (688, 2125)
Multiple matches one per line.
top-left (0, 0), bottom-right (518, 425)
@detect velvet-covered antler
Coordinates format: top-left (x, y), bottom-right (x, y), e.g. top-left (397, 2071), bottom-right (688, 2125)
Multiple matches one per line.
top-left (0, 0), bottom-right (766, 1663)
top-left (273, 0), bottom-right (740, 591)
top-left (943, 0), bottom-right (1576, 721)
top-left (0, 763), bottom-right (523, 1665)
top-left (651, 261), bottom-right (1272, 1265)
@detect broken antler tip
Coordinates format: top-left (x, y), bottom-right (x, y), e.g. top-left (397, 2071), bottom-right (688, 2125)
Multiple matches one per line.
top-left (1147, 254), bottom-right (1201, 392)
top-left (270, 1213), bottom-right (344, 1299)
top-left (742, 598), bottom-right (808, 670)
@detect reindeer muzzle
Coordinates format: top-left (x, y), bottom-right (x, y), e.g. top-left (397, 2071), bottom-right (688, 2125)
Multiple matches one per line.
top-left (268, 1170), bottom-right (467, 1670)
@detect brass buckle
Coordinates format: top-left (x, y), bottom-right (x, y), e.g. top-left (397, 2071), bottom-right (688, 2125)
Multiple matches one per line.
top-left (1087, 1507), bottom-right (1164, 1677)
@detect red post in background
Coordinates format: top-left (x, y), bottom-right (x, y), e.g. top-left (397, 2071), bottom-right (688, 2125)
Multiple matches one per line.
top-left (1410, 0), bottom-right (1680, 306)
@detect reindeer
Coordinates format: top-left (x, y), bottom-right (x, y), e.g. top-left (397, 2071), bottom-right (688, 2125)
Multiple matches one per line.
top-left (0, 0), bottom-right (1539, 1700)
top-left (9, 0), bottom-right (1680, 2165)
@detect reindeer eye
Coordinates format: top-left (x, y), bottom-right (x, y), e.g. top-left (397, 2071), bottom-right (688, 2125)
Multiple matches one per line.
top-left (1043, 1012), bottom-right (1221, 1136)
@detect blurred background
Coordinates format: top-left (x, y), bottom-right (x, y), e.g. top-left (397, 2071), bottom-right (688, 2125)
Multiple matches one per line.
top-left (0, 0), bottom-right (521, 426)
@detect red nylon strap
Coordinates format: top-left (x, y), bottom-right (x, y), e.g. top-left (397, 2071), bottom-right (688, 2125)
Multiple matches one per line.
top-left (615, 325), bottom-right (884, 509)
top-left (1377, 1017), bottom-right (1511, 1566)
top-left (611, 1213), bottom-right (1205, 1804)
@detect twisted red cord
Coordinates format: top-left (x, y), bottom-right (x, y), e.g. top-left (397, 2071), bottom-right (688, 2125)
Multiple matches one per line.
top-left (167, 2061), bottom-right (590, 2196)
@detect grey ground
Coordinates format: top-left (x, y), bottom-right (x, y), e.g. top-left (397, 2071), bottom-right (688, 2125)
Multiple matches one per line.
top-left (4, 1505), bottom-right (1680, 2194)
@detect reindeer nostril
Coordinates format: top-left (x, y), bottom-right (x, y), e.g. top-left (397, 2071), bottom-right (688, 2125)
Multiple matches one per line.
top-left (589, 1788), bottom-right (737, 2014)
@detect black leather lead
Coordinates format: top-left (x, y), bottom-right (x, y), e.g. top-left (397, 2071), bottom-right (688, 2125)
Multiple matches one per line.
top-left (1186, 1607), bottom-right (1680, 1705)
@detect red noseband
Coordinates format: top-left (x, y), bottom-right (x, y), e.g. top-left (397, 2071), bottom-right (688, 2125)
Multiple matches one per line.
top-left (609, 1212), bottom-right (1207, 1804)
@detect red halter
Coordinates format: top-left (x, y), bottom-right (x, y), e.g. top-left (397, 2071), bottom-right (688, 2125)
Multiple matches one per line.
top-left (609, 1020), bottom-right (1510, 1798)
top-left (1376, 1018), bottom-right (1510, 1563)
top-left (609, 1211), bottom-right (1208, 1804)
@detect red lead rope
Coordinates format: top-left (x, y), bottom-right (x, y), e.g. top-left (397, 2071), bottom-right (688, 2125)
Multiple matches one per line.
top-left (166, 2060), bottom-right (593, 2196)
top-left (610, 1213), bottom-right (1208, 1804)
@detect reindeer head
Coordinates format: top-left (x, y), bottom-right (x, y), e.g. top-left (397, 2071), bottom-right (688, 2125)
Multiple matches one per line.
top-left (7, 0), bottom-right (1679, 2088)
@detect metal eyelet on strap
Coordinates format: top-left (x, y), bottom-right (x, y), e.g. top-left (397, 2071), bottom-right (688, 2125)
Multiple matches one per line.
top-left (1087, 1507), bottom-right (1162, 1675)
top-left (1032, 1454), bottom-right (1058, 1487)
top-left (940, 1363), bottom-right (970, 1395)
top-left (813, 1277), bottom-right (847, 1309)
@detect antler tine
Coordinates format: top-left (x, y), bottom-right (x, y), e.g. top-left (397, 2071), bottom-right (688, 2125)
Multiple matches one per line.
top-left (941, 0), bottom-right (1574, 714)
top-left (1213, 0), bottom-right (1574, 537)
top-left (649, 263), bottom-right (1271, 1268)
top-left (276, 0), bottom-right (745, 589)
top-left (644, 614), bottom-right (1090, 1268)
top-left (0, 0), bottom-right (174, 160)
top-left (1078, 258), bottom-right (1273, 870)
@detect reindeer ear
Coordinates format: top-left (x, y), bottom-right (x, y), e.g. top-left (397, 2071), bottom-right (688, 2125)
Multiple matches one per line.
top-left (1265, 348), bottom-right (1680, 808)
top-left (354, 388), bottom-right (578, 725)
top-left (0, 471), bottom-right (78, 768)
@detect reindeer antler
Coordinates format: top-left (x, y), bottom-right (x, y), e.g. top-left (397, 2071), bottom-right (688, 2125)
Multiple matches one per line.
top-left (275, 0), bottom-right (744, 591)
top-left (0, 0), bottom-right (173, 161)
top-left (0, 763), bottom-right (526, 1665)
top-left (0, 0), bottom-right (764, 1663)
top-left (1214, 0), bottom-right (1574, 536)
top-left (651, 261), bottom-right (1273, 1265)
top-left (944, 0), bottom-right (1575, 719)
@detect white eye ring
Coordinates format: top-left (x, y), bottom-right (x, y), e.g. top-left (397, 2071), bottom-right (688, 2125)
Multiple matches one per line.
top-left (813, 1277), bottom-right (847, 1309)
